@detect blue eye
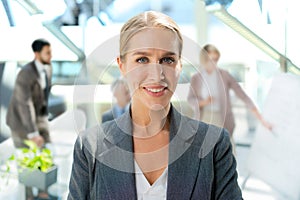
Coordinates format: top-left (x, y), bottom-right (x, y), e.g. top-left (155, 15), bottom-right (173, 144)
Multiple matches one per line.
top-left (136, 57), bottom-right (149, 63)
top-left (160, 57), bottom-right (175, 64)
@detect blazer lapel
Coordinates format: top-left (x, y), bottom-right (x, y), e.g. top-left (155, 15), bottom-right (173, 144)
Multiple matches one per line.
top-left (98, 111), bottom-right (137, 200)
top-left (31, 61), bottom-right (39, 77)
top-left (167, 107), bottom-right (205, 199)
top-left (30, 61), bottom-right (44, 94)
top-left (98, 106), bottom-right (211, 199)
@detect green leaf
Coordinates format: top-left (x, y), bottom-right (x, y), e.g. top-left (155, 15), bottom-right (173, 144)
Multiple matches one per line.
top-left (23, 140), bottom-right (37, 150)
top-left (22, 148), bottom-right (29, 153)
top-left (8, 155), bottom-right (15, 161)
top-left (5, 140), bottom-right (55, 178)
top-left (42, 148), bottom-right (51, 154)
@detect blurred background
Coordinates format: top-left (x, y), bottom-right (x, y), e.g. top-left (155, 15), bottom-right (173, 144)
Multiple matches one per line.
top-left (0, 0), bottom-right (300, 199)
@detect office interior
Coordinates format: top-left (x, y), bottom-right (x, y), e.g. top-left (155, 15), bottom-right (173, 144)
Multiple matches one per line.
top-left (0, 0), bottom-right (300, 199)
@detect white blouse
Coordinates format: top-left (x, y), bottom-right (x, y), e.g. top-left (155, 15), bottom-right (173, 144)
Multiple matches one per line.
top-left (201, 70), bottom-right (220, 111)
top-left (134, 161), bottom-right (168, 200)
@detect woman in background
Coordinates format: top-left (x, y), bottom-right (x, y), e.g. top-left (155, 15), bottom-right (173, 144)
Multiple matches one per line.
top-left (188, 44), bottom-right (272, 145)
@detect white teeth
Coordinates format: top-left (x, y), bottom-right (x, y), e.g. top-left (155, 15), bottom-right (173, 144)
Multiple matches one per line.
top-left (146, 88), bottom-right (164, 93)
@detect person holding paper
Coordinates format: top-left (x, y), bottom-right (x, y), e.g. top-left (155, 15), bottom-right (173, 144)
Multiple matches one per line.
top-left (187, 44), bottom-right (272, 136)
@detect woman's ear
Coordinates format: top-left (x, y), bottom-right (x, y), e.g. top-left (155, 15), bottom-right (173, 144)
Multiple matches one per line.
top-left (117, 57), bottom-right (126, 75)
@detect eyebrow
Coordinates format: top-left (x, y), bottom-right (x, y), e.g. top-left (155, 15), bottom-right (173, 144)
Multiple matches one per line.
top-left (131, 51), bottom-right (177, 57)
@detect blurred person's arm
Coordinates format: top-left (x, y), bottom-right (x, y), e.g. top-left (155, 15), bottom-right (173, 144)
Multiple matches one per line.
top-left (188, 74), bottom-right (207, 108)
top-left (27, 131), bottom-right (45, 147)
top-left (199, 96), bottom-right (213, 108)
top-left (225, 70), bottom-right (272, 131)
top-left (251, 108), bottom-right (273, 131)
top-left (14, 70), bottom-right (39, 135)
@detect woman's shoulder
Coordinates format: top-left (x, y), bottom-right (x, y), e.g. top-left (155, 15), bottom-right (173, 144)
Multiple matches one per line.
top-left (180, 114), bottom-right (229, 152)
top-left (191, 71), bottom-right (204, 80)
top-left (80, 120), bottom-right (116, 140)
top-left (73, 121), bottom-right (119, 162)
top-left (217, 68), bottom-right (232, 78)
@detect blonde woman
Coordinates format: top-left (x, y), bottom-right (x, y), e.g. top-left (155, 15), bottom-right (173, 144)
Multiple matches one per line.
top-left (68, 12), bottom-right (242, 199)
top-left (188, 44), bottom-right (272, 136)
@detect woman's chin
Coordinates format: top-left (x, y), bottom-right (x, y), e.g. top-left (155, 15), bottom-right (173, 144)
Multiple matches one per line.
top-left (149, 104), bottom-right (165, 111)
top-left (147, 101), bottom-right (170, 111)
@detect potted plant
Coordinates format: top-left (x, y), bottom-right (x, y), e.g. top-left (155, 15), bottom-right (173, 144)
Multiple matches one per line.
top-left (6, 140), bottom-right (57, 190)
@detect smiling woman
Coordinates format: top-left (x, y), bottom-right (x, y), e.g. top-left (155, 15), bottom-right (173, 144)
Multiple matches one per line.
top-left (68, 11), bottom-right (243, 200)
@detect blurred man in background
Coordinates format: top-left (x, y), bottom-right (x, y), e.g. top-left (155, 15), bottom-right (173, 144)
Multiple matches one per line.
top-left (102, 78), bottom-right (131, 123)
top-left (6, 38), bottom-right (52, 200)
top-left (6, 38), bottom-right (52, 148)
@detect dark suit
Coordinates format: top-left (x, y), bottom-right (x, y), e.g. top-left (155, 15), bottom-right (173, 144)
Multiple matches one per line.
top-left (68, 105), bottom-right (242, 199)
top-left (6, 61), bottom-right (52, 147)
top-left (101, 108), bottom-right (115, 123)
top-left (101, 105), bottom-right (127, 123)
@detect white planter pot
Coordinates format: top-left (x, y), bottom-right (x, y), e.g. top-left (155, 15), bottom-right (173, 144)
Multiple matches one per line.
top-left (18, 165), bottom-right (57, 190)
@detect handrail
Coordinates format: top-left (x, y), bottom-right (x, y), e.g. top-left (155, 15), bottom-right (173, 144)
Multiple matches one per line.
top-left (207, 5), bottom-right (300, 75)
top-left (43, 21), bottom-right (85, 62)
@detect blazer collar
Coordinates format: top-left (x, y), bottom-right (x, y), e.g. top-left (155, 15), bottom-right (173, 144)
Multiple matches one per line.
top-left (104, 104), bottom-right (197, 145)
top-left (100, 104), bottom-right (203, 199)
top-left (30, 60), bottom-right (40, 78)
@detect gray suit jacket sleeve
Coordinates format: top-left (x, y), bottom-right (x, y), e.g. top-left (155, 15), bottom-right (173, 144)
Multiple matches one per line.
top-left (68, 136), bottom-right (93, 200)
top-left (224, 70), bottom-right (256, 109)
top-left (13, 69), bottom-right (38, 133)
top-left (213, 129), bottom-right (242, 199)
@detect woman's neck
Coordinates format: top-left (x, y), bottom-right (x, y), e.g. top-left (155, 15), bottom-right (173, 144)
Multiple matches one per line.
top-left (131, 102), bottom-right (170, 138)
top-left (205, 67), bottom-right (215, 74)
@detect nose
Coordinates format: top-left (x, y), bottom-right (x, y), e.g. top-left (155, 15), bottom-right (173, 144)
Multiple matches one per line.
top-left (151, 63), bottom-right (165, 81)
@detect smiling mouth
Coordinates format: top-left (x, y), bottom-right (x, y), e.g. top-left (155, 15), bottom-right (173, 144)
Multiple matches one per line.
top-left (143, 86), bottom-right (168, 97)
top-left (145, 87), bottom-right (166, 93)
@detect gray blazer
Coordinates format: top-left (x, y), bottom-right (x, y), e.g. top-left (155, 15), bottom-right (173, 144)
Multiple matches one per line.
top-left (6, 61), bottom-right (52, 143)
top-left (187, 69), bottom-right (256, 135)
top-left (101, 105), bottom-right (128, 123)
top-left (68, 105), bottom-right (242, 200)
top-left (101, 109), bottom-right (114, 123)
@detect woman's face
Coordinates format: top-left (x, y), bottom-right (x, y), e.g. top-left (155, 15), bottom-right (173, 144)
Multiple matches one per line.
top-left (118, 28), bottom-right (182, 110)
top-left (204, 51), bottom-right (219, 72)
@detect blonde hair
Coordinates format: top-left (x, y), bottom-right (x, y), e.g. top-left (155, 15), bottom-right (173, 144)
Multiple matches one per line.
top-left (119, 11), bottom-right (183, 60)
top-left (200, 44), bottom-right (220, 64)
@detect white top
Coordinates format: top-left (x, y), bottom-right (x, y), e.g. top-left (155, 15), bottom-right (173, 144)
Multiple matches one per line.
top-left (135, 161), bottom-right (168, 200)
top-left (201, 70), bottom-right (220, 111)
top-left (34, 60), bottom-right (48, 90)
